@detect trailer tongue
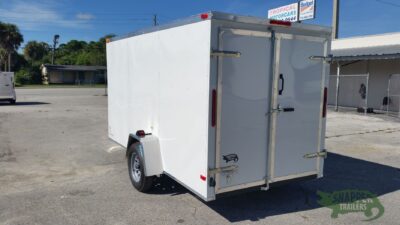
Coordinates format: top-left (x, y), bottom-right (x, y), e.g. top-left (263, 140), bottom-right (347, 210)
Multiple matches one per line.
top-left (107, 11), bottom-right (331, 201)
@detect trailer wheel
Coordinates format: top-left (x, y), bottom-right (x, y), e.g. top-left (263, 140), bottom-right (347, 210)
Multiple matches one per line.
top-left (127, 143), bottom-right (153, 192)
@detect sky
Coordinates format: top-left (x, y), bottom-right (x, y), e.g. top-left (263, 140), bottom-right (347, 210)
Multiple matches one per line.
top-left (1, 0), bottom-right (400, 48)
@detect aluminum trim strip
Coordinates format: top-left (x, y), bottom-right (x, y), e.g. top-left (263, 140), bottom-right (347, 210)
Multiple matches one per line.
top-left (110, 11), bottom-right (331, 42)
top-left (267, 35), bottom-right (281, 181)
top-left (316, 39), bottom-right (329, 177)
top-left (214, 28), bottom-right (225, 194)
top-left (217, 180), bottom-right (266, 194)
top-left (279, 33), bottom-right (326, 42)
top-left (221, 28), bottom-right (272, 38)
top-left (164, 172), bottom-right (214, 201)
top-left (270, 171), bottom-right (318, 183)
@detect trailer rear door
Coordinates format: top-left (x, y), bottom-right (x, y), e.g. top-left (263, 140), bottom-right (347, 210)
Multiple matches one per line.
top-left (216, 29), bottom-right (272, 193)
top-left (270, 34), bottom-right (327, 181)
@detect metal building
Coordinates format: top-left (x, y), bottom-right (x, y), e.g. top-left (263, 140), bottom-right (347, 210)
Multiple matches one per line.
top-left (330, 32), bottom-right (400, 113)
top-left (40, 64), bottom-right (107, 85)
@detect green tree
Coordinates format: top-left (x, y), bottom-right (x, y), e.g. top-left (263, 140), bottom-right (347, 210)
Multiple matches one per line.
top-left (11, 33), bottom-right (114, 84)
top-left (22, 41), bottom-right (50, 84)
top-left (53, 34), bottom-right (115, 66)
top-left (0, 22), bottom-right (24, 71)
top-left (24, 41), bottom-right (50, 62)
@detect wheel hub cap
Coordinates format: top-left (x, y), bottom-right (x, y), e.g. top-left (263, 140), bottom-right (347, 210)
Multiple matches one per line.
top-left (131, 154), bottom-right (141, 183)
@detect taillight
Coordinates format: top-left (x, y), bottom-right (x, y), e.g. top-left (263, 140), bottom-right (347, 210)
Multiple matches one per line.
top-left (212, 89), bottom-right (217, 127)
top-left (200, 174), bottom-right (207, 181)
top-left (270, 20), bottom-right (292, 27)
top-left (136, 130), bottom-right (146, 137)
top-left (200, 13), bottom-right (209, 20)
top-left (322, 87), bottom-right (328, 118)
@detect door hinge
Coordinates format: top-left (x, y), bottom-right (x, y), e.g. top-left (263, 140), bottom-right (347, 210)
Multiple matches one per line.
top-left (211, 50), bottom-right (241, 58)
top-left (309, 55), bottom-right (333, 64)
top-left (303, 149), bottom-right (328, 159)
top-left (208, 165), bottom-right (238, 175)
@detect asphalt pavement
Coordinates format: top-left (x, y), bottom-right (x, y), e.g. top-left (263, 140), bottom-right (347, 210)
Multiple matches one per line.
top-left (0, 88), bottom-right (399, 225)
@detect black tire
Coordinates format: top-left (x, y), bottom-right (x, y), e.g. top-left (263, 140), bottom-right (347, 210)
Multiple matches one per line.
top-left (127, 143), bottom-right (154, 192)
top-left (9, 99), bottom-right (16, 104)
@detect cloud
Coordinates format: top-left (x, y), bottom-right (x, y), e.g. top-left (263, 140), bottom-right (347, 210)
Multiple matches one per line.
top-left (76, 13), bottom-right (95, 20)
top-left (0, 0), bottom-right (90, 31)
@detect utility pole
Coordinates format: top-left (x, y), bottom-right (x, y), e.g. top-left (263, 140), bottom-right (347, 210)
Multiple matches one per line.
top-left (51, 34), bottom-right (60, 65)
top-left (153, 14), bottom-right (158, 26)
top-left (332, 0), bottom-right (340, 39)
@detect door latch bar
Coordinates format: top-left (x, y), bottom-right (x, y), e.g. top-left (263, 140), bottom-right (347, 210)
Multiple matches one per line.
top-left (211, 50), bottom-right (241, 58)
top-left (303, 149), bottom-right (328, 159)
top-left (266, 107), bottom-right (295, 115)
top-left (208, 165), bottom-right (238, 175)
top-left (309, 55), bottom-right (333, 63)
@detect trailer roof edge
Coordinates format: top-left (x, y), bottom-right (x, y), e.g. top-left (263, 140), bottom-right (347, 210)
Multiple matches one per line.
top-left (110, 11), bottom-right (332, 42)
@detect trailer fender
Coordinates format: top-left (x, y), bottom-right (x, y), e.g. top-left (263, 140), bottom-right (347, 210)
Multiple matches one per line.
top-left (126, 134), bottom-right (140, 157)
top-left (127, 134), bottom-right (163, 176)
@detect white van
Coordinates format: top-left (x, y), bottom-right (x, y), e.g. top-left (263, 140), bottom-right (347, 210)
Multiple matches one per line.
top-left (107, 12), bottom-right (331, 201)
top-left (0, 72), bottom-right (16, 104)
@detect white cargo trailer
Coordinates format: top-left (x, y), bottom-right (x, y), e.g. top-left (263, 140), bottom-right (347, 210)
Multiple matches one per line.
top-left (0, 72), bottom-right (16, 104)
top-left (107, 12), bottom-right (331, 201)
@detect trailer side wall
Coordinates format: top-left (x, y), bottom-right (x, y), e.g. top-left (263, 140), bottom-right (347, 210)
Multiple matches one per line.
top-left (107, 20), bottom-right (212, 199)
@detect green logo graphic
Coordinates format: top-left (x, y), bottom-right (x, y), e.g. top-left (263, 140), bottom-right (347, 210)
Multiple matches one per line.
top-left (317, 189), bottom-right (384, 221)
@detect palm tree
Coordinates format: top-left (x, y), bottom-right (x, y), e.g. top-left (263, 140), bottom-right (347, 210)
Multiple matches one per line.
top-left (0, 22), bottom-right (6, 71)
top-left (0, 22), bottom-right (24, 71)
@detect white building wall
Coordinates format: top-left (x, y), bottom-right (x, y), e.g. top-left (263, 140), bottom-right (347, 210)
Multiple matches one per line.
top-left (332, 33), bottom-right (400, 51)
top-left (329, 59), bottom-right (400, 111)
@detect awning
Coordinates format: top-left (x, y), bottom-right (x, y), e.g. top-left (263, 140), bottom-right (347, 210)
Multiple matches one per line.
top-left (332, 43), bottom-right (400, 62)
top-left (332, 53), bottom-right (400, 62)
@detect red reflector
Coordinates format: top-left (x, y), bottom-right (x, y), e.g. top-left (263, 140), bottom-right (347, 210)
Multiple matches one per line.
top-left (270, 20), bottom-right (291, 27)
top-left (212, 89), bottom-right (217, 127)
top-left (200, 175), bottom-right (207, 181)
top-left (136, 130), bottom-right (146, 137)
top-left (200, 13), bottom-right (209, 20)
top-left (323, 87), bottom-right (328, 118)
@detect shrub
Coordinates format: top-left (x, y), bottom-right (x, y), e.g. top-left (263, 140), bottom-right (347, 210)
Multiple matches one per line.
top-left (15, 69), bottom-right (32, 85)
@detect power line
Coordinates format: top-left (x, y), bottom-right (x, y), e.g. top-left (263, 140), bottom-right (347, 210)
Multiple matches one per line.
top-left (0, 15), bottom-right (152, 21)
top-left (0, 9), bottom-right (158, 16)
top-left (375, 0), bottom-right (400, 7)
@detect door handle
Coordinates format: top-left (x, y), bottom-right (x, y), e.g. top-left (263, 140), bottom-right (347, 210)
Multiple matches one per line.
top-left (278, 74), bottom-right (284, 95)
top-left (282, 107), bottom-right (295, 112)
top-left (5, 84), bottom-right (10, 86)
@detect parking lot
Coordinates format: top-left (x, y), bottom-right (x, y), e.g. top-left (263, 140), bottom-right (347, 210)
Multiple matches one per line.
top-left (1, 88), bottom-right (399, 225)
